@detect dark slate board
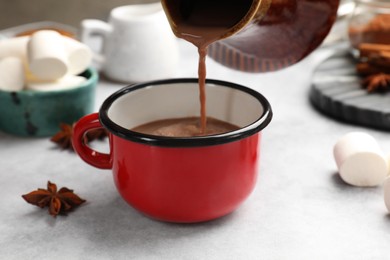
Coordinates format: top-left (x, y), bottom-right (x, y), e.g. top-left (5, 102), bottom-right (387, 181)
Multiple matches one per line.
top-left (310, 50), bottom-right (390, 131)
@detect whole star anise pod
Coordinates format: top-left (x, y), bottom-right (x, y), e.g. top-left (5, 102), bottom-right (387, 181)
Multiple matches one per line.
top-left (51, 123), bottom-right (108, 151)
top-left (22, 181), bottom-right (86, 217)
top-left (85, 128), bottom-right (109, 142)
top-left (363, 73), bottom-right (390, 92)
top-left (50, 123), bottom-right (74, 150)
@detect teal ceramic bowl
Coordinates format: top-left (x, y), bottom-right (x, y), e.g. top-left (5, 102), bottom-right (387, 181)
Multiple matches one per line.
top-left (0, 67), bottom-right (98, 137)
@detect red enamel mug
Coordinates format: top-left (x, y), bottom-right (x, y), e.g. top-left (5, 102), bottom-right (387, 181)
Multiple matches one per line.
top-left (72, 78), bottom-right (272, 223)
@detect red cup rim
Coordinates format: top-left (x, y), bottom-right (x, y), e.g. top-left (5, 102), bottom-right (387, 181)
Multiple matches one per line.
top-left (99, 78), bottom-right (272, 147)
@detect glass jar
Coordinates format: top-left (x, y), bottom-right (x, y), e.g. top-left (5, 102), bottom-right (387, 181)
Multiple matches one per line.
top-left (348, 0), bottom-right (390, 49)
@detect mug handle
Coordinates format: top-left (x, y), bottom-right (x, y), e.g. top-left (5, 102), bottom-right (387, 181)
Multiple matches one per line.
top-left (72, 113), bottom-right (112, 169)
top-left (80, 19), bottom-right (112, 69)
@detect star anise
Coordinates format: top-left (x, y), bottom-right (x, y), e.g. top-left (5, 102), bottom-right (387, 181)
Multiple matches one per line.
top-left (363, 73), bottom-right (390, 92)
top-left (51, 123), bottom-right (74, 150)
top-left (22, 181), bottom-right (86, 217)
top-left (51, 123), bottom-right (108, 151)
top-left (85, 128), bottom-right (108, 142)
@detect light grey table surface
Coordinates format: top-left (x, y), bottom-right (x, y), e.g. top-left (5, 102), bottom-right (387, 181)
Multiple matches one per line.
top-left (1, 39), bottom-right (390, 260)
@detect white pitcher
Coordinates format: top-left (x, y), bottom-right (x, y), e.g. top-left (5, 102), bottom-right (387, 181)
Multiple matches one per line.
top-left (81, 3), bottom-right (179, 83)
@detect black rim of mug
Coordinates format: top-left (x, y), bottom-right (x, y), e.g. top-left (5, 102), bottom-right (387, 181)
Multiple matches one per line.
top-left (99, 78), bottom-right (273, 147)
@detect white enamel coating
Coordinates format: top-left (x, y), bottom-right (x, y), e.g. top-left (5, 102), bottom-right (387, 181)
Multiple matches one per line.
top-left (107, 82), bottom-right (264, 130)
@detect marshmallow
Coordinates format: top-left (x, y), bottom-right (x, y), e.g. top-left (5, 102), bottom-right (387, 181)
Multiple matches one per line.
top-left (26, 75), bottom-right (86, 91)
top-left (63, 36), bottom-right (92, 75)
top-left (384, 177), bottom-right (390, 213)
top-left (0, 57), bottom-right (25, 91)
top-left (0, 36), bottom-right (29, 61)
top-left (333, 132), bottom-right (388, 187)
top-left (25, 69), bottom-right (52, 83)
top-left (27, 30), bottom-right (68, 80)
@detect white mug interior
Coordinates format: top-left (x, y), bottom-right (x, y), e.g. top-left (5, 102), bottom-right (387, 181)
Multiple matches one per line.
top-left (107, 80), bottom-right (265, 132)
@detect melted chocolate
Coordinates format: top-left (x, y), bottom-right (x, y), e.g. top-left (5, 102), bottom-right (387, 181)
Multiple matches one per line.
top-left (131, 117), bottom-right (239, 137)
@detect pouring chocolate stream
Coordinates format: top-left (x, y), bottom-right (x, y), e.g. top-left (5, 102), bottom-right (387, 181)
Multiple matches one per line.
top-left (161, 0), bottom-right (339, 134)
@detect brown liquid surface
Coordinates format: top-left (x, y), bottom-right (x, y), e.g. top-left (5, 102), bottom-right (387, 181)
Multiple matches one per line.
top-left (131, 117), bottom-right (239, 137)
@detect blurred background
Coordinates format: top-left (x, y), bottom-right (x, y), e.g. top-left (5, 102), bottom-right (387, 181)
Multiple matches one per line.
top-left (0, 0), bottom-right (157, 30)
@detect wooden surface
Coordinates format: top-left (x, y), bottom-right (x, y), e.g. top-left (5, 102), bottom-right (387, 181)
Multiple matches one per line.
top-left (310, 50), bottom-right (390, 131)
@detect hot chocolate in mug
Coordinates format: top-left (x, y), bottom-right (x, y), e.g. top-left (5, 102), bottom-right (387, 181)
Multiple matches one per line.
top-left (72, 78), bottom-right (272, 223)
top-left (81, 3), bottom-right (179, 83)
